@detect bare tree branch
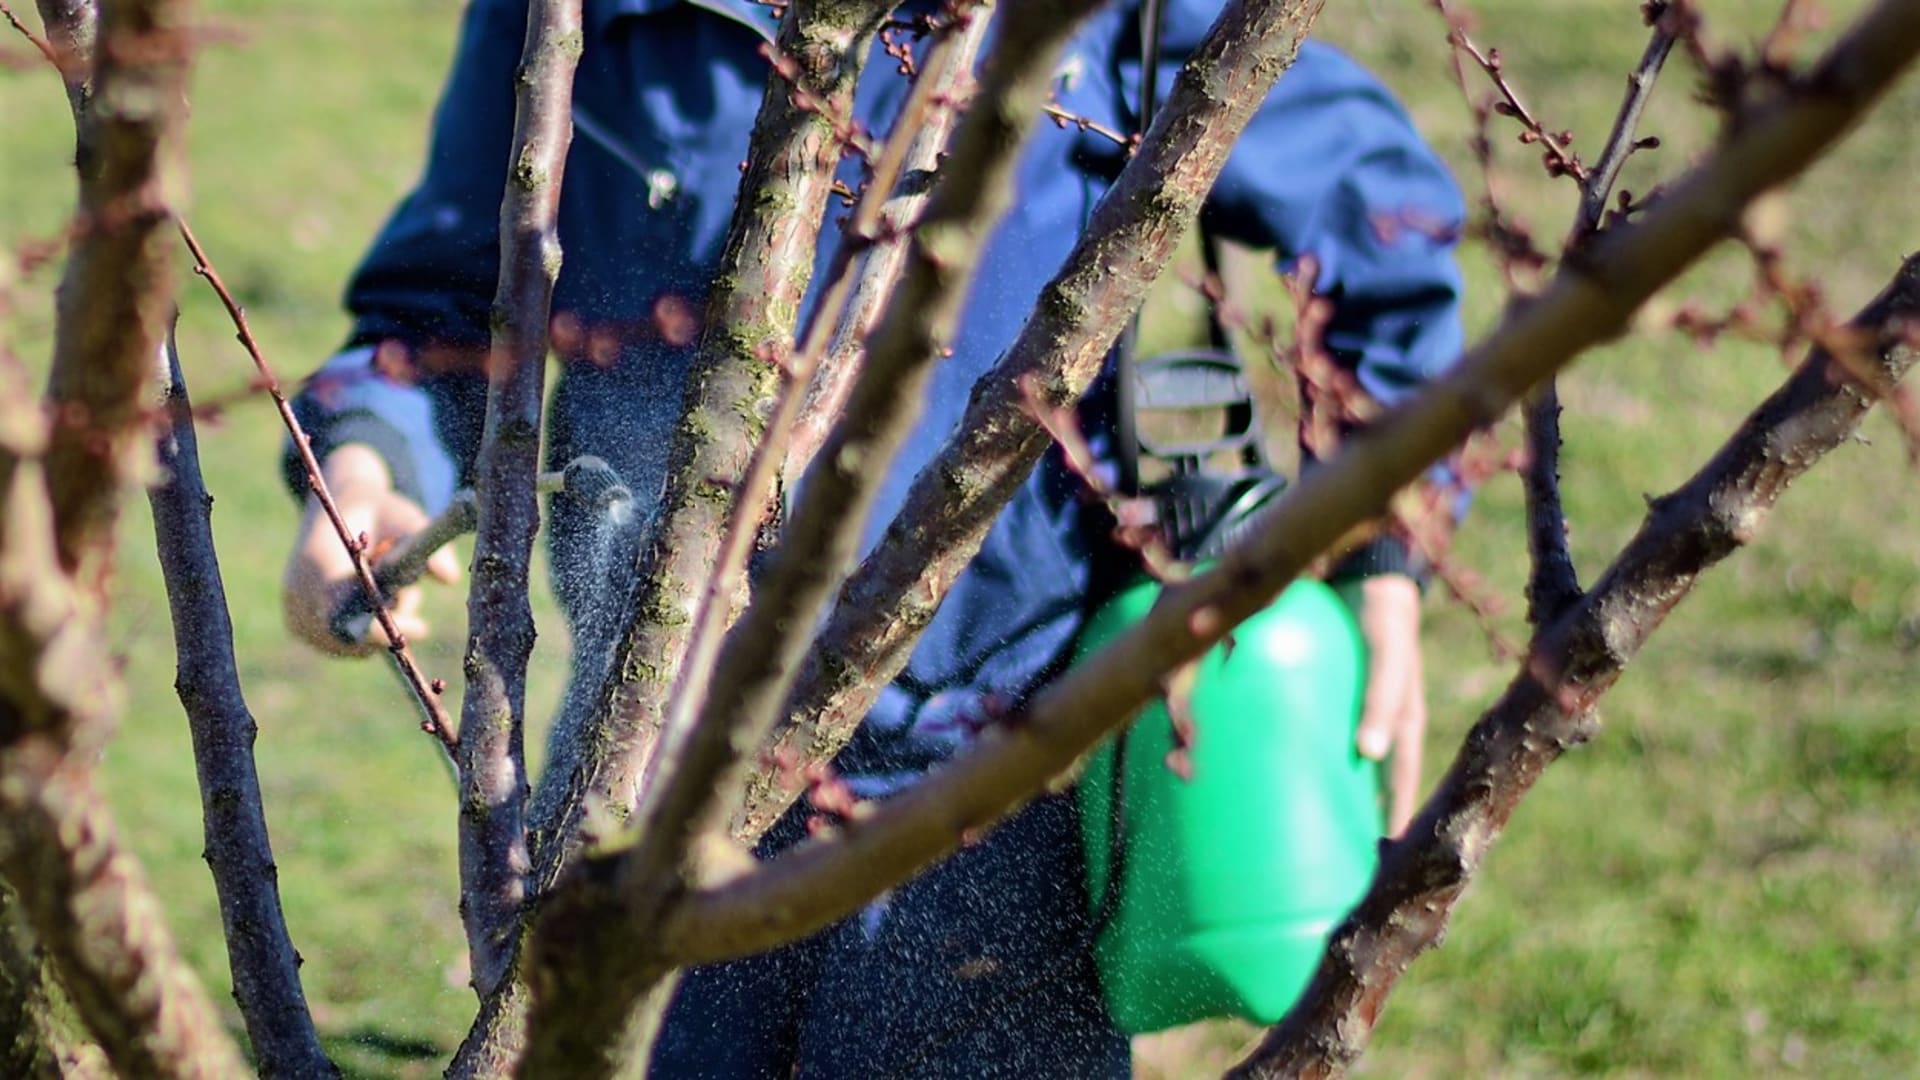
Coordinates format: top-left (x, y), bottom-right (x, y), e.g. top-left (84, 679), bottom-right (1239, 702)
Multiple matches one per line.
top-left (1518, 382), bottom-right (1576, 623)
top-left (0, 2), bottom-right (280, 1072)
top-left (149, 331), bottom-right (336, 1077)
top-left (455, 0), bottom-right (583, 1001)
top-left (1230, 249), bottom-right (1920, 1079)
top-left (1577, 18), bottom-right (1676, 237)
top-left (1524, 19), bottom-right (1677, 627)
top-left (177, 222), bottom-right (459, 757)
top-left (526, 0), bottom-right (896, 887)
top-left (0, 375), bottom-right (245, 1076)
top-left (510, 1), bottom-right (1113, 1073)
top-left (0, 739), bottom-right (249, 1079)
top-left (27, 0), bottom-right (93, 131)
top-left (735, 0), bottom-right (1330, 841)
top-left (670, 0), bottom-right (1920, 959)
top-left (634, 0), bottom-right (1086, 886)
top-left (41, 0), bottom-right (188, 597)
top-left (665, 3), bottom-right (997, 865)
top-left (1, 0), bottom-right (61, 70)
top-left (454, 3), bottom-right (899, 1073)
top-left (785, 6), bottom-right (994, 481)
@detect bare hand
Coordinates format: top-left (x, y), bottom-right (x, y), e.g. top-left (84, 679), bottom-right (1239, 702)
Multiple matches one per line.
top-left (281, 444), bottom-right (461, 657)
top-left (1353, 573), bottom-right (1427, 836)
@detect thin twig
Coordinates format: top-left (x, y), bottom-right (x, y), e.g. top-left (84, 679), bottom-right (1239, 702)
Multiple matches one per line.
top-left (630, 0), bottom-right (1099, 880)
top-left (788, 6), bottom-right (992, 481)
top-left (1576, 19), bottom-right (1677, 238)
top-left (516, 0), bottom-right (1108, 1072)
top-left (469, 1), bottom-right (901, 1073)
top-left (1042, 100), bottom-right (1135, 149)
top-left (0, 0), bottom-right (59, 68)
top-left (1524, 19), bottom-right (1676, 627)
top-left (1017, 373), bottom-right (1182, 582)
top-left (521, 0), bottom-right (897, 890)
top-left (175, 220), bottom-right (458, 756)
top-left (24, 0), bottom-right (91, 125)
top-left (1435, 0), bottom-right (1587, 183)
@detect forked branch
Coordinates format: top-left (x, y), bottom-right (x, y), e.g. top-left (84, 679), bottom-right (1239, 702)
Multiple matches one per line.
top-left (460, 0), bottom-right (898, 1072)
top-left (736, 0), bottom-right (1331, 841)
top-left (628, 0), bottom-right (1091, 901)
top-left (525, 0), bottom-right (897, 890)
top-left (1523, 19), bottom-right (1676, 626)
top-left (668, 0), bottom-right (1920, 962)
top-left (514, 1), bottom-right (1109, 1074)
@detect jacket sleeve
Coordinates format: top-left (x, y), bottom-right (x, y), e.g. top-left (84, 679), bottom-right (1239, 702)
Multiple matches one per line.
top-left (1200, 40), bottom-right (1467, 410)
top-left (1210, 42), bottom-right (1468, 580)
top-left (282, 0), bottom-right (527, 510)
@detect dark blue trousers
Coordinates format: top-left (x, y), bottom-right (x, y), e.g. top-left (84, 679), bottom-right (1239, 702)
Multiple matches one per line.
top-left (649, 794), bottom-right (1130, 1079)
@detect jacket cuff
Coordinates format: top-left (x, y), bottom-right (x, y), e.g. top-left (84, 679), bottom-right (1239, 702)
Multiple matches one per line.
top-left (1327, 533), bottom-right (1419, 584)
top-left (281, 347), bottom-right (458, 513)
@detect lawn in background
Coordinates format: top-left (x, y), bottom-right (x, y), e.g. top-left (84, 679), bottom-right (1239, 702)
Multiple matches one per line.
top-left (3, 1), bottom-right (1918, 1076)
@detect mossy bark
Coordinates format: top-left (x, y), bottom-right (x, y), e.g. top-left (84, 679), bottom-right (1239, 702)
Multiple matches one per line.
top-left (525, 0), bottom-right (894, 891)
top-left (737, 0), bottom-right (1330, 842)
top-left (456, 0), bottom-right (584, 1001)
top-left (0, 885), bottom-right (110, 1080)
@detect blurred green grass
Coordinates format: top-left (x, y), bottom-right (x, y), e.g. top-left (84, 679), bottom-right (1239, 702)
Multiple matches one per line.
top-left (4, 1), bottom-right (1919, 1076)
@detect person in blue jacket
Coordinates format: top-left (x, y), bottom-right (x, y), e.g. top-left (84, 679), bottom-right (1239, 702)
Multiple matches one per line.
top-left (280, 0), bottom-right (1465, 1075)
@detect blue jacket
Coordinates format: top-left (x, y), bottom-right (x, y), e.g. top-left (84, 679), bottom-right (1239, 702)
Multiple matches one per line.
top-left (289, 0), bottom-right (1465, 783)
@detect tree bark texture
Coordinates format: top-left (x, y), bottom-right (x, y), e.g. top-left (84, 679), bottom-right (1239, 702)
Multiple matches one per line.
top-left (735, 0), bottom-right (1329, 842)
top-left (149, 340), bottom-right (335, 1077)
top-left (785, 1), bottom-right (998, 482)
top-left (30, 0), bottom-right (95, 132)
top-left (0, 1), bottom-right (251, 1069)
top-left (671, 0), bottom-right (998, 857)
top-left (627, 0), bottom-right (1103, 904)
top-left (668, 0), bottom-right (1920, 961)
top-left (42, 0), bottom-right (190, 597)
top-left (514, 0), bottom-right (1119, 1073)
top-left (0, 740), bottom-right (248, 1079)
top-left (1229, 251), bottom-right (1920, 1079)
top-left (526, 0), bottom-right (895, 889)
top-left (0, 884), bottom-right (111, 1079)
top-left (456, 0), bottom-right (583, 1001)
top-left (460, 2), bottom-right (894, 1073)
